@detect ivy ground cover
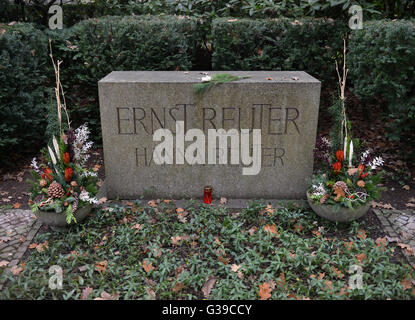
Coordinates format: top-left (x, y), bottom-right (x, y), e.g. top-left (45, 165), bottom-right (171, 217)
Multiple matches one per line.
top-left (0, 201), bottom-right (414, 300)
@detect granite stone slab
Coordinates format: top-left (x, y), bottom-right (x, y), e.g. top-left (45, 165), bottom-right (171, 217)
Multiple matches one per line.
top-left (98, 71), bottom-right (321, 199)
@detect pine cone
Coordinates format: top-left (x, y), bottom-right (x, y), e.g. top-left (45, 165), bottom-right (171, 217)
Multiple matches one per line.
top-left (333, 181), bottom-right (348, 193)
top-left (48, 181), bottom-right (65, 198)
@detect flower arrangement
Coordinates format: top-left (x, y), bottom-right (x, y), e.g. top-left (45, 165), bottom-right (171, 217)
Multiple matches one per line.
top-left (308, 39), bottom-right (385, 210)
top-left (27, 40), bottom-right (99, 224)
top-left (309, 138), bottom-right (385, 208)
top-left (28, 126), bottom-right (99, 224)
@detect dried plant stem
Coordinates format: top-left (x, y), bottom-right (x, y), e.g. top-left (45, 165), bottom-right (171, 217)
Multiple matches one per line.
top-left (49, 39), bottom-right (71, 134)
top-left (335, 38), bottom-right (349, 150)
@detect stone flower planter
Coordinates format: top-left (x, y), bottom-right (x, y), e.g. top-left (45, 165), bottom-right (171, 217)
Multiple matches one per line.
top-left (306, 192), bottom-right (370, 223)
top-left (36, 205), bottom-right (92, 227)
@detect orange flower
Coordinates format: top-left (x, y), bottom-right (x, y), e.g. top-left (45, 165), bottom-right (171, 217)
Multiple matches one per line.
top-left (336, 150), bottom-right (345, 162)
top-left (65, 167), bottom-right (73, 182)
top-left (63, 152), bottom-right (70, 165)
top-left (358, 164), bottom-right (366, 178)
top-left (44, 168), bottom-right (53, 181)
top-left (333, 162), bottom-right (342, 174)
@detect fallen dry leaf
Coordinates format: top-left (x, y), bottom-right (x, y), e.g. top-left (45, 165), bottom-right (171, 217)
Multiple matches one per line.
top-left (325, 280), bottom-right (333, 291)
top-left (0, 236), bottom-right (11, 243)
top-left (312, 230), bottom-right (321, 237)
top-left (202, 276), bottom-right (216, 298)
top-left (81, 287), bottom-right (94, 300)
top-left (402, 185), bottom-right (410, 191)
top-left (356, 253), bottom-right (366, 263)
top-left (231, 264), bottom-right (241, 272)
top-left (264, 204), bottom-right (275, 215)
top-left (276, 272), bottom-right (286, 288)
top-left (294, 224), bottom-right (303, 233)
top-left (344, 241), bottom-right (354, 251)
top-left (172, 282), bottom-right (185, 293)
top-left (401, 278), bottom-right (412, 290)
top-left (94, 291), bottom-right (119, 300)
top-left (397, 243), bottom-right (414, 256)
top-left (142, 260), bottom-right (155, 273)
top-left (248, 227), bottom-right (257, 236)
top-left (0, 260), bottom-right (9, 267)
top-left (332, 267), bottom-right (344, 279)
top-left (258, 282), bottom-right (272, 300)
top-left (375, 237), bottom-right (387, 251)
top-left (357, 229), bottom-right (367, 240)
top-left (11, 265), bottom-right (24, 275)
top-left (95, 260), bottom-right (108, 273)
top-left (264, 224), bottom-right (278, 236)
top-left (148, 200), bottom-right (157, 207)
top-left (12, 202), bottom-right (21, 209)
top-left (145, 287), bottom-right (156, 300)
top-left (218, 255), bottom-right (230, 265)
top-left (98, 197), bottom-right (107, 204)
top-left (371, 201), bottom-right (394, 210)
top-left (29, 241), bottom-right (49, 253)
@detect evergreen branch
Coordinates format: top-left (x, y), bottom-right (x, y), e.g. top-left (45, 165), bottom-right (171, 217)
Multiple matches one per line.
top-left (194, 73), bottom-right (250, 94)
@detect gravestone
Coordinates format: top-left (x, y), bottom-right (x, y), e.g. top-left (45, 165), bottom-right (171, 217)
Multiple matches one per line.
top-left (98, 71), bottom-right (320, 199)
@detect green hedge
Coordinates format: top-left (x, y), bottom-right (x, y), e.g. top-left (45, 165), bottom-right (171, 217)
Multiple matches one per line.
top-left (0, 23), bottom-right (50, 166)
top-left (2, 17), bottom-right (415, 166)
top-left (348, 20), bottom-right (415, 158)
top-left (211, 17), bottom-right (348, 84)
top-left (47, 15), bottom-right (199, 142)
top-left (3, 0), bottom-right (415, 27)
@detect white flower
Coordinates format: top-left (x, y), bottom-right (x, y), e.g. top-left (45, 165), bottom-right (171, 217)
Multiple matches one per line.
top-left (30, 157), bottom-right (41, 174)
top-left (312, 183), bottom-right (326, 196)
top-left (80, 171), bottom-right (98, 178)
top-left (369, 156), bottom-right (384, 170)
top-left (79, 190), bottom-right (98, 204)
top-left (73, 123), bottom-right (93, 166)
top-left (201, 75), bottom-right (211, 82)
top-left (321, 137), bottom-right (331, 146)
top-left (361, 149), bottom-right (371, 163)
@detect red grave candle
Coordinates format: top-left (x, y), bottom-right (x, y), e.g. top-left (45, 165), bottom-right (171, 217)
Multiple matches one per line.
top-left (204, 186), bottom-right (212, 204)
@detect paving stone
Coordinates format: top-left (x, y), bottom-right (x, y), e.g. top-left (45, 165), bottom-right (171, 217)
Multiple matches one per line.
top-left (0, 252), bottom-right (14, 259)
top-left (376, 209), bottom-right (415, 268)
top-left (0, 209), bottom-right (40, 284)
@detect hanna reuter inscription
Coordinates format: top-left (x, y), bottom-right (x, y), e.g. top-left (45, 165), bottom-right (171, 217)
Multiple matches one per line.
top-left (98, 71), bottom-right (321, 199)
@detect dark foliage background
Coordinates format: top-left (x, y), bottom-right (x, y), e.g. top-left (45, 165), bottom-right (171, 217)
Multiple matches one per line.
top-left (0, 1), bottom-right (414, 166)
